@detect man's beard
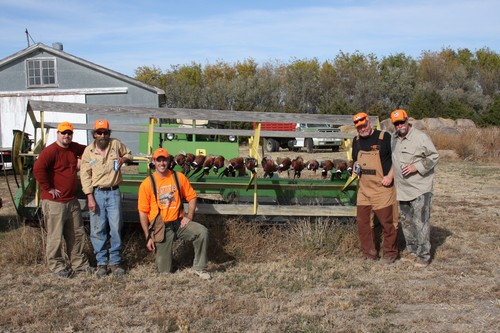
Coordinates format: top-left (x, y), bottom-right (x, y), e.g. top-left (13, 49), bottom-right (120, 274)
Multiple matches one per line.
top-left (397, 126), bottom-right (408, 137)
top-left (96, 137), bottom-right (110, 149)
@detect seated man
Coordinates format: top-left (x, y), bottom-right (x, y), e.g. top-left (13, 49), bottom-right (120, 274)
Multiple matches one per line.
top-left (138, 148), bottom-right (211, 280)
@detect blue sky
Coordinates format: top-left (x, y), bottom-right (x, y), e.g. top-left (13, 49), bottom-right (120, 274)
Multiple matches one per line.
top-left (1, 0), bottom-right (499, 77)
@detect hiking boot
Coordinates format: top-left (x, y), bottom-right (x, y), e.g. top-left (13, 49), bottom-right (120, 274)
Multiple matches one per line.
top-left (192, 269), bottom-right (211, 280)
top-left (56, 268), bottom-right (74, 278)
top-left (75, 266), bottom-right (96, 275)
top-left (414, 259), bottom-right (429, 268)
top-left (96, 265), bottom-right (108, 278)
top-left (110, 265), bottom-right (126, 278)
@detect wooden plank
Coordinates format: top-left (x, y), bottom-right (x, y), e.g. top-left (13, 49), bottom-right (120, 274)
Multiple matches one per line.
top-left (189, 203), bottom-right (356, 217)
top-left (40, 120), bottom-right (357, 139)
top-left (28, 100), bottom-right (376, 126)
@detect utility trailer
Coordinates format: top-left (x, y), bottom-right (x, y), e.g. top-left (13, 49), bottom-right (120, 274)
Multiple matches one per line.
top-left (9, 100), bottom-right (370, 224)
top-left (258, 122), bottom-right (343, 153)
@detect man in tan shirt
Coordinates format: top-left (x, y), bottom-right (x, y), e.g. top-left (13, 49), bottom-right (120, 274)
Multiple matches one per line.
top-left (80, 119), bottom-right (132, 278)
top-left (391, 109), bottom-right (440, 267)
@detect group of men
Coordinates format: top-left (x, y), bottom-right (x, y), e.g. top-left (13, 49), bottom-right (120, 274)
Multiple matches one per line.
top-left (351, 109), bottom-right (440, 267)
top-left (33, 119), bottom-right (210, 279)
top-left (32, 108), bottom-right (437, 278)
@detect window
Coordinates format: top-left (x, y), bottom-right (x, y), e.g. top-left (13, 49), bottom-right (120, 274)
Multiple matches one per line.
top-left (26, 58), bottom-right (57, 87)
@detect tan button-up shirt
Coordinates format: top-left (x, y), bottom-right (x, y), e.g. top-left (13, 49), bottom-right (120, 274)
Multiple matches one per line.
top-left (391, 126), bottom-right (440, 201)
top-left (80, 138), bottom-right (132, 194)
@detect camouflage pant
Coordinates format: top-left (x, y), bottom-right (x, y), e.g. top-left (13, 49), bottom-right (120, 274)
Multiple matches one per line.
top-left (399, 192), bottom-right (433, 262)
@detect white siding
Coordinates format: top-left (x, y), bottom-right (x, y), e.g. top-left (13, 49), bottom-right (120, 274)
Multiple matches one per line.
top-left (0, 95), bottom-right (86, 149)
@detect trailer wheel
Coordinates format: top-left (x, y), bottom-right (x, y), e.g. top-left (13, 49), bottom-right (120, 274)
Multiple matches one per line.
top-left (305, 138), bottom-right (314, 153)
top-left (265, 138), bottom-right (279, 152)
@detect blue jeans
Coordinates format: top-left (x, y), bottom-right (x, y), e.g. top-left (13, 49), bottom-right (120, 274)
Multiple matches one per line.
top-left (90, 188), bottom-right (123, 266)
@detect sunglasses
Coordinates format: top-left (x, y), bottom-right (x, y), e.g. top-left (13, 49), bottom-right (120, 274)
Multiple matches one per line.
top-left (393, 120), bottom-right (406, 126)
top-left (60, 131), bottom-right (73, 136)
top-left (95, 130), bottom-right (110, 135)
top-left (353, 117), bottom-right (366, 125)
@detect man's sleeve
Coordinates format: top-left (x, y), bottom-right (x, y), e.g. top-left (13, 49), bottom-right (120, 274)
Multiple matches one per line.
top-left (137, 178), bottom-right (152, 213)
top-left (79, 147), bottom-right (93, 194)
top-left (33, 151), bottom-right (52, 192)
top-left (119, 141), bottom-right (133, 161)
top-left (415, 134), bottom-right (440, 175)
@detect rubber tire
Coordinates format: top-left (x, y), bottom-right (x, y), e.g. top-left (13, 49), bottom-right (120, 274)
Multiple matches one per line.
top-left (305, 138), bottom-right (314, 153)
top-left (265, 138), bottom-right (279, 152)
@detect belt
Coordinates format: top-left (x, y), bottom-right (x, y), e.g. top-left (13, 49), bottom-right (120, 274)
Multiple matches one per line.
top-left (361, 169), bottom-right (376, 175)
top-left (94, 185), bottom-right (119, 191)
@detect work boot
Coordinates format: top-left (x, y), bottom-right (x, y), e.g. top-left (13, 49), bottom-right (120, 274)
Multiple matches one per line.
top-left (110, 265), bottom-right (126, 278)
top-left (192, 269), bottom-right (211, 280)
top-left (56, 268), bottom-right (74, 278)
top-left (96, 265), bottom-right (108, 278)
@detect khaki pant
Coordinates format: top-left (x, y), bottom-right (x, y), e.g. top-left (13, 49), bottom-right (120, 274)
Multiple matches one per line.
top-left (154, 220), bottom-right (209, 273)
top-left (42, 199), bottom-right (90, 273)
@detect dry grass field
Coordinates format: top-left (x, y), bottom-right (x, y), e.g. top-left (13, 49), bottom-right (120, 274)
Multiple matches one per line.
top-left (0, 127), bottom-right (499, 332)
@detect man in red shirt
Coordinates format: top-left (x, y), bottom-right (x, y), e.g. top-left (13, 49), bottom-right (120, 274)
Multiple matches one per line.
top-left (33, 122), bottom-right (92, 278)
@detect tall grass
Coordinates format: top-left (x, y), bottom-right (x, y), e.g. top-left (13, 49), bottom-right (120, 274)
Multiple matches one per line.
top-left (0, 217), bottom-right (359, 268)
top-left (429, 127), bottom-right (500, 161)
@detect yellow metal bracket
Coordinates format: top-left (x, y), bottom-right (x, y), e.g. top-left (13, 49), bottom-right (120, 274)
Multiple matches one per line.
top-left (147, 117), bottom-right (157, 175)
top-left (248, 123), bottom-right (263, 214)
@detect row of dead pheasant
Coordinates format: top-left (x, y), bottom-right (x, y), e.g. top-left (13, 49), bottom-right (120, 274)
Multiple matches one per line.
top-left (161, 153), bottom-right (354, 179)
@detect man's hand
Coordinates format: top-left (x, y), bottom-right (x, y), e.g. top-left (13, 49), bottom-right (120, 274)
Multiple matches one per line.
top-left (180, 216), bottom-right (191, 228)
top-left (87, 194), bottom-right (96, 213)
top-left (49, 188), bottom-right (61, 199)
top-left (401, 164), bottom-right (417, 177)
top-left (146, 238), bottom-right (155, 252)
top-left (381, 175), bottom-right (393, 187)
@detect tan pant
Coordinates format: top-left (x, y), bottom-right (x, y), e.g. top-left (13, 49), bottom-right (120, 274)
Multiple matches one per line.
top-left (42, 199), bottom-right (90, 273)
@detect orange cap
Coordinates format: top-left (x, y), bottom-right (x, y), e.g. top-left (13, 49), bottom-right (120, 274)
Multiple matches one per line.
top-left (390, 109), bottom-right (408, 123)
top-left (94, 119), bottom-right (110, 130)
top-left (353, 112), bottom-right (369, 127)
top-left (57, 121), bottom-right (74, 132)
top-left (152, 148), bottom-right (169, 159)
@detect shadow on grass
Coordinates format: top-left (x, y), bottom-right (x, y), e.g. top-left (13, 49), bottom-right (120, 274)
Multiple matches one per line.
top-left (397, 225), bottom-right (452, 261)
top-left (0, 214), bottom-right (23, 233)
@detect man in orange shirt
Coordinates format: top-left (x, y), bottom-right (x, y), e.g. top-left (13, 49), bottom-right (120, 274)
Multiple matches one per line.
top-left (138, 148), bottom-right (211, 279)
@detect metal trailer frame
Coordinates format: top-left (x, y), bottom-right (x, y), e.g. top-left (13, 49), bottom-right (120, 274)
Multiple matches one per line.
top-left (11, 100), bottom-right (372, 222)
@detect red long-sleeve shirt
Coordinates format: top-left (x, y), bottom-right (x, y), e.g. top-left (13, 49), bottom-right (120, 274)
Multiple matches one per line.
top-left (33, 141), bottom-right (86, 202)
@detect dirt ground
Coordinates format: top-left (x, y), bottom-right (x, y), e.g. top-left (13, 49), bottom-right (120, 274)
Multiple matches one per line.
top-left (0, 147), bottom-right (499, 332)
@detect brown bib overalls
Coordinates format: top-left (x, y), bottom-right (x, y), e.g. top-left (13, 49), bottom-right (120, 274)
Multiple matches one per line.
top-left (356, 131), bottom-right (398, 260)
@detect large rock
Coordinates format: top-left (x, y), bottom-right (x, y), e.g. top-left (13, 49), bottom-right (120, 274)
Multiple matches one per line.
top-left (411, 119), bottom-right (427, 130)
top-left (423, 118), bottom-right (445, 130)
top-left (380, 118), bottom-right (395, 132)
top-left (456, 119), bottom-right (476, 128)
top-left (441, 126), bottom-right (461, 135)
top-left (440, 118), bottom-right (457, 127)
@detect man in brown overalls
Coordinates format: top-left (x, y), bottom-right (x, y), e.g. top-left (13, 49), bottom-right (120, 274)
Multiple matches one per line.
top-left (351, 112), bottom-right (398, 264)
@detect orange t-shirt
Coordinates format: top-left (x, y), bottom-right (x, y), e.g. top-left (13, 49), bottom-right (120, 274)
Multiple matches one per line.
top-left (138, 171), bottom-right (197, 223)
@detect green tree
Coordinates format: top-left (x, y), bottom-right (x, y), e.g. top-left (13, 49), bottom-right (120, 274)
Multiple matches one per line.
top-left (379, 53), bottom-right (417, 111)
top-left (408, 90), bottom-right (446, 118)
top-left (477, 94), bottom-right (500, 127)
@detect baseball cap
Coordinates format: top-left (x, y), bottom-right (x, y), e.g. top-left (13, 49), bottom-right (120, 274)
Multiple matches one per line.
top-left (390, 109), bottom-right (408, 123)
top-left (94, 119), bottom-right (110, 130)
top-left (353, 112), bottom-right (369, 127)
top-left (152, 148), bottom-right (169, 159)
top-left (57, 121), bottom-right (74, 132)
